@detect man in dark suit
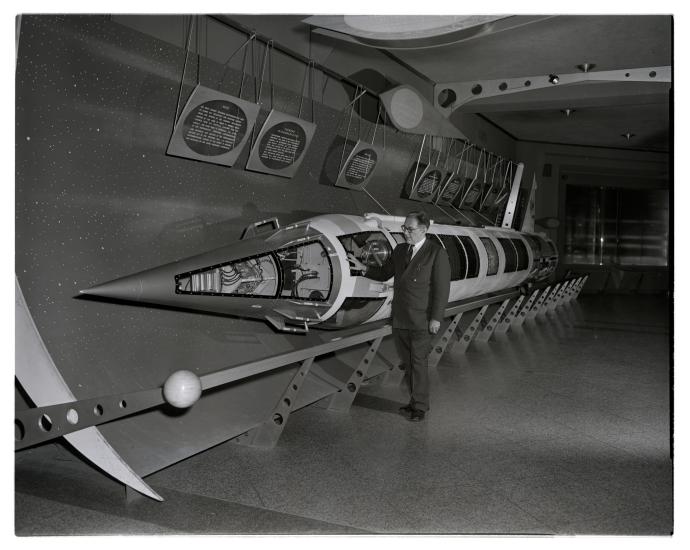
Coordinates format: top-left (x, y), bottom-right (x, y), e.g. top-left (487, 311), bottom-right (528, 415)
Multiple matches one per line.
top-left (348, 211), bottom-right (451, 421)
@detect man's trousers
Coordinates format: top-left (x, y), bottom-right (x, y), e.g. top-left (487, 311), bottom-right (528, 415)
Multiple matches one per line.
top-left (393, 327), bottom-right (432, 411)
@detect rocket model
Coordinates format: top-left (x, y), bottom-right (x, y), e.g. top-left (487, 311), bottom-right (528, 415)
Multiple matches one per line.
top-left (82, 212), bottom-right (558, 333)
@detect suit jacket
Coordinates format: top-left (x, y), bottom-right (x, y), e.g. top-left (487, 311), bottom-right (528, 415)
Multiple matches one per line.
top-left (368, 238), bottom-right (451, 330)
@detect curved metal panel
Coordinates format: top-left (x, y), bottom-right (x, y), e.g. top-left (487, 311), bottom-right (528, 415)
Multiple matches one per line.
top-left (15, 277), bottom-right (162, 501)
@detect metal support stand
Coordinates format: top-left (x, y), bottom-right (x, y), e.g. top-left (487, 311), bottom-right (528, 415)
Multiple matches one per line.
top-left (551, 280), bottom-right (569, 308)
top-left (525, 286), bottom-right (551, 320)
top-left (563, 278), bottom-right (576, 302)
top-left (573, 275), bottom-right (588, 299)
top-left (328, 336), bottom-right (384, 412)
top-left (495, 295), bottom-right (524, 334)
top-left (551, 279), bottom-right (573, 311)
top-left (455, 305), bottom-right (488, 354)
top-left (541, 283), bottom-right (562, 314)
top-left (557, 279), bottom-right (574, 305)
top-left (235, 357), bottom-right (315, 448)
top-left (513, 289), bottom-right (540, 328)
top-left (428, 313), bottom-right (463, 368)
top-left (565, 277), bottom-right (581, 302)
top-left (475, 299), bottom-right (510, 342)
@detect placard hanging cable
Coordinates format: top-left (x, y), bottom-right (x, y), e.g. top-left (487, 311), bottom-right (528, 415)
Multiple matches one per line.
top-left (379, 99), bottom-right (388, 151)
top-left (411, 133), bottom-right (427, 192)
top-left (256, 40), bottom-right (273, 110)
top-left (250, 31), bottom-right (257, 103)
top-left (480, 151), bottom-right (492, 207)
top-left (248, 40), bottom-right (273, 150)
top-left (195, 14), bottom-right (200, 88)
top-left (310, 60), bottom-right (316, 125)
top-left (441, 140), bottom-right (475, 224)
top-left (238, 37), bottom-right (252, 101)
top-left (357, 87), bottom-right (363, 148)
top-left (360, 99), bottom-right (390, 214)
top-left (433, 138), bottom-right (455, 207)
top-left (217, 32), bottom-right (256, 92)
top-left (173, 15), bottom-right (198, 126)
top-left (496, 159), bottom-right (511, 202)
top-left (431, 137), bottom-right (457, 220)
top-left (337, 85), bottom-right (361, 175)
top-left (448, 140), bottom-right (471, 208)
top-left (298, 60), bottom-right (315, 122)
top-left (459, 147), bottom-right (484, 205)
top-left (225, 32), bottom-right (257, 101)
top-left (480, 153), bottom-right (497, 210)
top-left (362, 188), bottom-right (391, 215)
top-left (370, 102), bottom-right (382, 147)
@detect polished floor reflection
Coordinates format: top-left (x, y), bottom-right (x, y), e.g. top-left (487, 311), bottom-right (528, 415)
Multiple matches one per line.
top-left (15, 294), bottom-right (672, 535)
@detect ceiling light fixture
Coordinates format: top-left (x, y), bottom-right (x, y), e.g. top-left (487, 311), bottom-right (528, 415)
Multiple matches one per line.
top-left (621, 132), bottom-right (636, 140)
top-left (548, 74), bottom-right (559, 84)
top-left (561, 108), bottom-right (575, 117)
top-left (577, 63), bottom-right (596, 73)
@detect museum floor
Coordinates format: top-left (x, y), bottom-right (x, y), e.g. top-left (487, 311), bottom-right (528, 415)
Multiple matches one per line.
top-left (15, 293), bottom-right (672, 536)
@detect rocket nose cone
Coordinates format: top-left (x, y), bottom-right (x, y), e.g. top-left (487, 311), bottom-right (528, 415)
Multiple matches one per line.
top-left (80, 276), bottom-right (144, 302)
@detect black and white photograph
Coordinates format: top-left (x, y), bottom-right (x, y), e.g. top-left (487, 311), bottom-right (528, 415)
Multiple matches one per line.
top-left (12, 4), bottom-right (678, 540)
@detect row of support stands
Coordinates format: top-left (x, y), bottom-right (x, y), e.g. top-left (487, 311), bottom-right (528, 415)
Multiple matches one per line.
top-left (235, 276), bottom-right (588, 448)
top-left (231, 277), bottom-right (587, 447)
top-left (426, 275), bottom-right (588, 362)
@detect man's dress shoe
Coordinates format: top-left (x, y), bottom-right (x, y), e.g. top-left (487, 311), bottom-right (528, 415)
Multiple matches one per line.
top-left (409, 409), bottom-right (425, 422)
top-left (399, 404), bottom-right (414, 415)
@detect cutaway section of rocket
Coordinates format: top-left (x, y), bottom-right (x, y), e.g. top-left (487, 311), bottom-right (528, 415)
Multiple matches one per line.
top-left (174, 240), bottom-right (332, 301)
top-left (81, 218), bottom-right (347, 332)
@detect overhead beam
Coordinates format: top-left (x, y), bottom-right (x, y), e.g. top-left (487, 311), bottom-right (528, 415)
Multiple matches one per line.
top-left (435, 66), bottom-right (671, 115)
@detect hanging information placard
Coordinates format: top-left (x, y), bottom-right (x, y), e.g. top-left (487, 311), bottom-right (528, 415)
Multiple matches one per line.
top-left (454, 160), bottom-right (479, 208)
top-left (480, 188), bottom-right (501, 211)
top-left (478, 160), bottom-right (502, 211)
top-left (245, 110), bottom-right (316, 178)
top-left (462, 183), bottom-right (482, 208)
top-left (437, 172), bottom-right (465, 206)
top-left (409, 164), bottom-right (445, 203)
top-left (167, 84), bottom-right (260, 167)
top-left (335, 140), bottom-right (382, 190)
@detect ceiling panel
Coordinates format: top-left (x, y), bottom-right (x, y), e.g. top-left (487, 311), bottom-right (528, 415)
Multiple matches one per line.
top-left (486, 102), bottom-right (670, 151)
top-left (392, 15), bottom-right (672, 83)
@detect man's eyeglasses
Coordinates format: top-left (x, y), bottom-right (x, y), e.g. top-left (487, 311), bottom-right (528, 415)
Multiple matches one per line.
top-left (401, 225), bottom-right (422, 233)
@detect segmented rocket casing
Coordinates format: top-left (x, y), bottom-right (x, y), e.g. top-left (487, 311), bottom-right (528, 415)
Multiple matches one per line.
top-left (83, 213), bottom-right (557, 331)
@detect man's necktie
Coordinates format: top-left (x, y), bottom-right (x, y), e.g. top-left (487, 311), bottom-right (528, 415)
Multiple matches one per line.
top-left (405, 244), bottom-right (413, 266)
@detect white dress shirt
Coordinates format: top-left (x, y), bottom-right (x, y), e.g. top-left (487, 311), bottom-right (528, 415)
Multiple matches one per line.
top-left (410, 237), bottom-right (426, 260)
